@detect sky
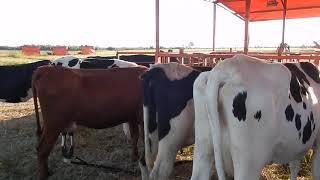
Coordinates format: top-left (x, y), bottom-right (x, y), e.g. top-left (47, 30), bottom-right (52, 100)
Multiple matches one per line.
top-left (0, 0), bottom-right (319, 48)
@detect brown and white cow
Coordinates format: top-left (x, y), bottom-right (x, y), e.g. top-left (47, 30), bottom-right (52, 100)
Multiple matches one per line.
top-left (32, 65), bottom-right (148, 180)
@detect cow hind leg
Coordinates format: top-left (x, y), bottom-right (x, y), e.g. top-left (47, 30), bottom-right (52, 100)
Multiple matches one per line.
top-left (191, 132), bottom-right (214, 180)
top-left (61, 132), bottom-right (74, 163)
top-left (149, 142), bottom-right (178, 180)
top-left (289, 159), bottom-right (300, 180)
top-left (37, 127), bottom-right (61, 180)
top-left (312, 140), bottom-right (320, 180)
top-left (139, 149), bottom-right (150, 180)
top-left (128, 120), bottom-right (139, 161)
top-left (232, 152), bottom-right (265, 180)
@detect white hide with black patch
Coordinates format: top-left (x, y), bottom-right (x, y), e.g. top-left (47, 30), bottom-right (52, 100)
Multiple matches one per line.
top-left (139, 63), bottom-right (202, 180)
top-left (191, 54), bottom-right (320, 180)
top-left (51, 56), bottom-right (81, 69)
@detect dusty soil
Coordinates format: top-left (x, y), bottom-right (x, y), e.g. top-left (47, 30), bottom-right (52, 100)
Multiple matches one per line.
top-left (0, 99), bottom-right (313, 180)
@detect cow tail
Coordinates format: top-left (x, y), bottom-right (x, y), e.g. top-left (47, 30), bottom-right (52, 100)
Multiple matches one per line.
top-left (206, 67), bottom-right (227, 180)
top-left (139, 73), bottom-right (152, 179)
top-left (32, 71), bottom-right (42, 138)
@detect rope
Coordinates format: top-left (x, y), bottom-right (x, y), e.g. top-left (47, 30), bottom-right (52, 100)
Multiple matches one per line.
top-left (70, 156), bottom-right (136, 175)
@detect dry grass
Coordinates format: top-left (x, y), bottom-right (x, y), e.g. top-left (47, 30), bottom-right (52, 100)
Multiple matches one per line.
top-left (0, 50), bottom-right (117, 66)
top-left (0, 99), bottom-right (315, 180)
top-left (0, 47), bottom-right (319, 66)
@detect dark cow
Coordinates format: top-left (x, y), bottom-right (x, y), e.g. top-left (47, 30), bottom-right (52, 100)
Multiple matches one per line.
top-left (85, 56), bottom-right (118, 60)
top-left (32, 66), bottom-right (148, 180)
top-left (0, 60), bottom-right (50, 103)
top-left (118, 55), bottom-right (169, 67)
top-left (80, 58), bottom-right (138, 69)
top-left (119, 55), bottom-right (155, 67)
top-left (191, 54), bottom-right (320, 180)
top-left (138, 63), bottom-right (211, 180)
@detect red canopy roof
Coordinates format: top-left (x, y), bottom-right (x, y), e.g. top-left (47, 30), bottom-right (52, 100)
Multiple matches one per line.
top-left (216, 0), bottom-right (320, 21)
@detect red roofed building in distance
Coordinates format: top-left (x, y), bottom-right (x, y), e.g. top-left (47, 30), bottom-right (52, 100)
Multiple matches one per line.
top-left (81, 45), bottom-right (95, 55)
top-left (52, 46), bottom-right (68, 55)
top-left (21, 45), bottom-right (40, 56)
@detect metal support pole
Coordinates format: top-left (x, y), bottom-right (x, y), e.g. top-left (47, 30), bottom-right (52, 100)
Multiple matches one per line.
top-left (155, 0), bottom-right (160, 63)
top-left (281, 0), bottom-right (287, 47)
top-left (244, 0), bottom-right (251, 54)
top-left (213, 2), bottom-right (217, 51)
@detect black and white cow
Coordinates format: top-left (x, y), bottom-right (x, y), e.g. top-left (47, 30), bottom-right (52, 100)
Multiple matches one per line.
top-left (51, 56), bottom-right (81, 69)
top-left (191, 54), bottom-right (320, 180)
top-left (0, 60), bottom-right (50, 103)
top-left (139, 63), bottom-right (211, 180)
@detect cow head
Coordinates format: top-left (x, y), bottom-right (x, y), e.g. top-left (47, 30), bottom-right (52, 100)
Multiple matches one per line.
top-left (52, 56), bottom-right (81, 69)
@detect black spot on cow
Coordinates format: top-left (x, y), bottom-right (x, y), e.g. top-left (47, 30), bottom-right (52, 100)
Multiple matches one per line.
top-left (284, 63), bottom-right (310, 103)
top-left (57, 62), bottom-right (63, 66)
top-left (300, 62), bottom-right (320, 84)
top-left (310, 112), bottom-right (314, 123)
top-left (295, 114), bottom-right (301, 131)
top-left (302, 119), bottom-right (312, 144)
top-left (285, 104), bottom-right (294, 122)
top-left (313, 124), bottom-right (316, 131)
top-left (68, 58), bottom-right (79, 67)
top-left (141, 67), bottom-right (203, 141)
top-left (289, 94), bottom-right (291, 99)
top-left (254, 110), bottom-right (261, 121)
top-left (303, 102), bottom-right (306, 109)
top-left (232, 91), bottom-right (247, 122)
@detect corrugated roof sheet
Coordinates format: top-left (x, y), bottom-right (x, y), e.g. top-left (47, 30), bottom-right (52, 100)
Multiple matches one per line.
top-left (217, 0), bottom-right (320, 21)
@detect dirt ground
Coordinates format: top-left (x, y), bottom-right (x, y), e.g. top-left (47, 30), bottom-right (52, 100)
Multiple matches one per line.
top-left (0, 99), bottom-right (313, 180)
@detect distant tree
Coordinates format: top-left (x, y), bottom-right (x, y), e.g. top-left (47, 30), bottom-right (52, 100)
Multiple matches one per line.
top-left (106, 47), bottom-right (115, 50)
top-left (188, 42), bottom-right (194, 48)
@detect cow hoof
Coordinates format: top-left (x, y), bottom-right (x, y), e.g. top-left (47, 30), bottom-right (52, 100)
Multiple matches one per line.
top-left (63, 158), bottom-right (71, 164)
